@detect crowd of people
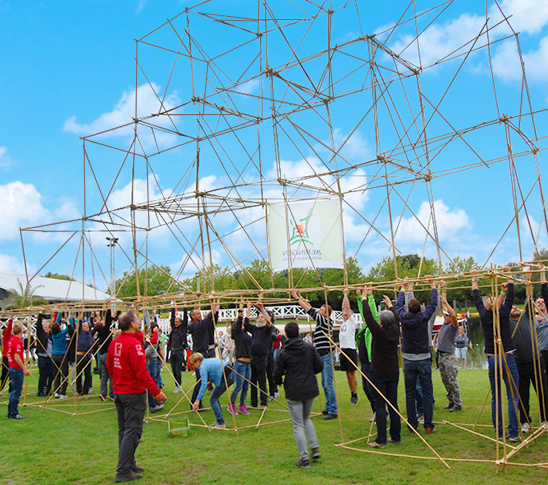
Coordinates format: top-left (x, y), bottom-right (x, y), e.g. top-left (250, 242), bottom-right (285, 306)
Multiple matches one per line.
top-left (2, 265), bottom-right (548, 480)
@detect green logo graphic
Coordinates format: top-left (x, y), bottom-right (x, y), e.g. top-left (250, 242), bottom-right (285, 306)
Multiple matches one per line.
top-left (289, 208), bottom-right (314, 245)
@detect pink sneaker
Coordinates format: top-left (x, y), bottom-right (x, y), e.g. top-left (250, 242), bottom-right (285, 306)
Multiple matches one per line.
top-left (227, 404), bottom-right (238, 415)
top-left (238, 404), bottom-right (250, 415)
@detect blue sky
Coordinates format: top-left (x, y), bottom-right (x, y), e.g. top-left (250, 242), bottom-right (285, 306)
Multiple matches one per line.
top-left (1, 0), bottom-right (548, 293)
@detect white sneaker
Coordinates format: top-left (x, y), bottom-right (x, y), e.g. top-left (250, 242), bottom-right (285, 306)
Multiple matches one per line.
top-left (274, 392), bottom-right (279, 399)
top-left (210, 421), bottom-right (226, 429)
top-left (54, 393), bottom-right (60, 398)
top-left (541, 421), bottom-right (548, 432)
top-left (172, 386), bottom-right (182, 394)
top-left (59, 394), bottom-right (68, 400)
top-left (522, 422), bottom-right (531, 433)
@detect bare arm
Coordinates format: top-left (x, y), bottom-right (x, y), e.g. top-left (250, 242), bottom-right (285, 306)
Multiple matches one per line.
top-left (342, 290), bottom-right (351, 314)
top-left (291, 289), bottom-right (311, 312)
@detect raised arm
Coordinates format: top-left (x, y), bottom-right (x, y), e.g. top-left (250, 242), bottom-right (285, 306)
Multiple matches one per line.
top-left (440, 292), bottom-right (458, 328)
top-left (291, 289), bottom-right (311, 312)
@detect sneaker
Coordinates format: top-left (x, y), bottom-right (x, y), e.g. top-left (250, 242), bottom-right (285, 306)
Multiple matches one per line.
top-left (323, 413), bottom-right (337, 421)
top-left (274, 392), bottom-right (280, 399)
top-left (115, 471), bottom-right (143, 482)
top-left (54, 393), bottom-right (60, 399)
top-left (172, 386), bottom-right (182, 394)
top-left (107, 395), bottom-right (115, 401)
top-left (210, 421), bottom-right (226, 429)
top-left (507, 434), bottom-right (521, 442)
top-left (425, 427), bottom-right (436, 434)
top-left (227, 404), bottom-right (238, 415)
top-left (238, 404), bottom-right (250, 415)
top-left (350, 395), bottom-right (359, 406)
top-left (150, 404), bottom-right (164, 413)
top-left (541, 421), bottom-right (548, 432)
top-left (387, 437), bottom-right (401, 444)
top-left (295, 459), bottom-right (310, 468)
top-left (59, 394), bottom-right (68, 400)
top-left (369, 412), bottom-right (376, 423)
top-left (8, 414), bottom-right (24, 420)
top-left (268, 395), bottom-right (274, 402)
top-left (311, 448), bottom-right (320, 460)
top-left (443, 403), bottom-right (454, 410)
top-left (99, 395), bottom-right (107, 402)
top-left (321, 410), bottom-right (329, 416)
top-left (132, 466), bottom-right (145, 473)
top-left (521, 422), bottom-right (531, 433)
top-left (449, 405), bottom-right (462, 412)
top-left (368, 441), bottom-right (386, 449)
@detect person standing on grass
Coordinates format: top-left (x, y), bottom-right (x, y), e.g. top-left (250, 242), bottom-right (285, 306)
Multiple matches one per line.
top-left (244, 298), bottom-right (274, 408)
top-left (455, 326), bottom-right (472, 370)
top-left (437, 287), bottom-right (463, 413)
top-left (168, 305), bottom-right (188, 394)
top-left (107, 311), bottom-right (167, 483)
top-left (360, 288), bottom-right (401, 449)
top-left (1, 316), bottom-right (13, 395)
top-left (291, 289), bottom-right (338, 420)
top-left (35, 313), bottom-right (54, 397)
top-left (274, 321), bottom-right (323, 468)
top-left (51, 312), bottom-right (74, 399)
top-left (339, 290), bottom-right (359, 406)
top-left (228, 303), bottom-right (253, 416)
top-left (7, 322), bottom-right (30, 419)
top-left (471, 266), bottom-right (520, 442)
top-left (396, 276), bottom-right (438, 434)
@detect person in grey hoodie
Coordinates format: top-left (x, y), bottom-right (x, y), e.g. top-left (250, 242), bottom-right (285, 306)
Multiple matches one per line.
top-left (274, 321), bottom-right (323, 469)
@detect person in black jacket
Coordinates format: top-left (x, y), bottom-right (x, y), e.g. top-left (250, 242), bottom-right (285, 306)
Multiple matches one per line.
top-left (274, 321), bottom-right (323, 469)
top-left (361, 288), bottom-right (401, 448)
top-left (35, 314), bottom-right (54, 396)
top-left (169, 306), bottom-right (188, 394)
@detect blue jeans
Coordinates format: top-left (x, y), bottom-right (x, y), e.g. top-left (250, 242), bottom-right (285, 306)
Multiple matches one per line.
top-left (146, 360), bottom-right (160, 408)
top-left (488, 355), bottom-right (519, 438)
top-left (156, 359), bottom-right (164, 389)
top-left (8, 367), bottom-right (24, 418)
top-left (230, 361), bottom-right (251, 406)
top-left (360, 361), bottom-right (376, 413)
top-left (321, 353), bottom-right (338, 415)
top-left (210, 371), bottom-right (235, 424)
top-left (404, 358), bottom-right (434, 431)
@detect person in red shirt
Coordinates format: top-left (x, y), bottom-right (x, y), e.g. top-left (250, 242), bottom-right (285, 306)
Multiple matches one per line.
top-left (107, 311), bottom-right (167, 483)
top-left (1, 316), bottom-right (14, 394)
top-left (7, 322), bottom-right (30, 419)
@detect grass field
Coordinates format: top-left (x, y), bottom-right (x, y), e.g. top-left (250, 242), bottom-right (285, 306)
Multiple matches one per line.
top-left (1, 364), bottom-right (547, 484)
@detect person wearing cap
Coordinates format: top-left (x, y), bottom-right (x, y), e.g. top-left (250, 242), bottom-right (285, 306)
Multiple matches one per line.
top-left (437, 285), bottom-right (462, 412)
top-left (244, 299), bottom-right (274, 408)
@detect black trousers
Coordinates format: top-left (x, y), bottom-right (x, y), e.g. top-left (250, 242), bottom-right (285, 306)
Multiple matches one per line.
top-left (115, 392), bottom-right (146, 478)
top-left (250, 355), bottom-right (269, 407)
top-left (517, 357), bottom-right (548, 424)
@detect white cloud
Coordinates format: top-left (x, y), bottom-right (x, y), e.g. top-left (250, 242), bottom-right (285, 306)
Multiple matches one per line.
top-left (235, 79), bottom-right (260, 95)
top-left (393, 199), bottom-right (470, 245)
top-left (63, 83), bottom-right (182, 149)
top-left (136, 0), bottom-right (148, 15)
top-left (0, 181), bottom-right (79, 243)
top-left (489, 0), bottom-right (548, 35)
top-left (0, 253), bottom-right (26, 274)
top-left (0, 146), bottom-right (16, 170)
top-left (390, 13), bottom-right (485, 68)
top-left (491, 36), bottom-right (548, 82)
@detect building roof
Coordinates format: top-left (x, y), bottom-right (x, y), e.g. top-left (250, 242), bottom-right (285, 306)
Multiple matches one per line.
top-left (0, 272), bottom-right (111, 303)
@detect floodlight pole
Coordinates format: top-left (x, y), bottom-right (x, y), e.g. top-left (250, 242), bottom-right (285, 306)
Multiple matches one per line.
top-left (106, 237), bottom-right (118, 297)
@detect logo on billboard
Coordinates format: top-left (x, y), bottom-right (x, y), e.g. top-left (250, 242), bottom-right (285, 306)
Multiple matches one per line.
top-left (289, 208), bottom-right (313, 246)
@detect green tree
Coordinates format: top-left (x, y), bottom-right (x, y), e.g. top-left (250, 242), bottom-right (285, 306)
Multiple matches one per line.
top-left (7, 281), bottom-right (47, 309)
top-left (42, 272), bottom-right (75, 281)
top-left (115, 265), bottom-right (180, 298)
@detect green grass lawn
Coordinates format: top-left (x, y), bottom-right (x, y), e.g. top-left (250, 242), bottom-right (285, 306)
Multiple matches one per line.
top-left (1, 365), bottom-right (547, 484)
